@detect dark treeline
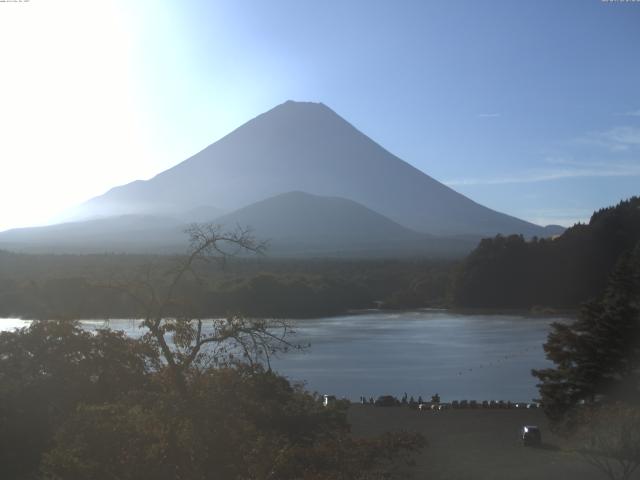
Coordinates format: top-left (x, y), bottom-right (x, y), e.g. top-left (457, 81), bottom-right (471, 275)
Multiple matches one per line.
top-left (452, 197), bottom-right (640, 309)
top-left (0, 254), bottom-right (455, 319)
top-left (3, 197), bottom-right (638, 319)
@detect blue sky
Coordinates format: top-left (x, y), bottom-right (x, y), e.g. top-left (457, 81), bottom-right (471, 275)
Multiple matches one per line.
top-left (1, 0), bottom-right (638, 230)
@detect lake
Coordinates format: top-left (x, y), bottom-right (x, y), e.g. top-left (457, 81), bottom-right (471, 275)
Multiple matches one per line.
top-left (0, 311), bottom-right (565, 402)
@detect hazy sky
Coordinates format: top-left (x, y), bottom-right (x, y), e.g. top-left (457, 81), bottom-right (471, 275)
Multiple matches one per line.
top-left (1, 0), bottom-right (639, 231)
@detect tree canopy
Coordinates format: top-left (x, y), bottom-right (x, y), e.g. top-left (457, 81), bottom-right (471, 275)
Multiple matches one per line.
top-left (453, 197), bottom-right (640, 309)
top-left (532, 242), bottom-right (640, 427)
top-left (0, 320), bottom-right (424, 480)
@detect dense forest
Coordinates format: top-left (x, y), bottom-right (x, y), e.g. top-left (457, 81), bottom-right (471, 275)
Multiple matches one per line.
top-left (2, 197), bottom-right (638, 319)
top-left (0, 253), bottom-right (454, 319)
top-left (452, 197), bottom-right (640, 309)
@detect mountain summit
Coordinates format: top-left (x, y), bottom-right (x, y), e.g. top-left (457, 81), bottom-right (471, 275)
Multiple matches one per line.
top-left (71, 101), bottom-right (551, 239)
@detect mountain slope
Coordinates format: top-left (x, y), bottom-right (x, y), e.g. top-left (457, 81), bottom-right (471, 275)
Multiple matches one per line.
top-left (76, 100), bottom-right (550, 237)
top-left (216, 191), bottom-right (421, 242)
top-left (212, 191), bottom-right (473, 256)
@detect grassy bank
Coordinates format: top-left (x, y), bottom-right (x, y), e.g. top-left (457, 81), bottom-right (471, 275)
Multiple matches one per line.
top-left (348, 405), bottom-right (634, 480)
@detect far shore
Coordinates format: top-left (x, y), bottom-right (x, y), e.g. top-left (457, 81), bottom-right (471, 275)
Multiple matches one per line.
top-left (339, 306), bottom-right (578, 320)
top-left (0, 306), bottom-right (580, 325)
top-left (0, 307), bottom-right (578, 324)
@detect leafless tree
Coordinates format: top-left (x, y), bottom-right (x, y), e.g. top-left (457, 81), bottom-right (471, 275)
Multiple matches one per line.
top-left (108, 223), bottom-right (301, 394)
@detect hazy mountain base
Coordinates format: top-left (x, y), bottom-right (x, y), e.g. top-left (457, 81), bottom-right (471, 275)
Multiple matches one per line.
top-left (0, 192), bottom-right (478, 257)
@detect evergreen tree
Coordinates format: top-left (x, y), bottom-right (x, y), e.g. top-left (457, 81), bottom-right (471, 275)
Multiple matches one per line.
top-left (533, 242), bottom-right (640, 428)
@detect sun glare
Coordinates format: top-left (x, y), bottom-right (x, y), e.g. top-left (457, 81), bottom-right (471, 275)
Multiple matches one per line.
top-left (0, 1), bottom-right (154, 230)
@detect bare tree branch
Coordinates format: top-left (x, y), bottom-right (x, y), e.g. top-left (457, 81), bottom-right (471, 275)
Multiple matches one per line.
top-left (97, 223), bottom-right (296, 395)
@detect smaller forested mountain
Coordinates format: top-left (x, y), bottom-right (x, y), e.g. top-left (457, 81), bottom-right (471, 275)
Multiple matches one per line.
top-left (452, 197), bottom-right (640, 309)
top-left (212, 191), bottom-right (474, 257)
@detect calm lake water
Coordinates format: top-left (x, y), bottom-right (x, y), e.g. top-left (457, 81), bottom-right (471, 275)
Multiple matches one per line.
top-left (0, 311), bottom-right (565, 402)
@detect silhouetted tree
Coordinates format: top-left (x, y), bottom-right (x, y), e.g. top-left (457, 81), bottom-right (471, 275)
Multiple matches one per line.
top-left (108, 223), bottom-right (302, 394)
top-left (0, 321), bottom-right (152, 479)
top-left (533, 242), bottom-right (640, 428)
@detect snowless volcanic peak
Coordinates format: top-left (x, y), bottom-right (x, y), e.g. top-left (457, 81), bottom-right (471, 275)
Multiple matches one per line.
top-left (75, 100), bottom-right (547, 237)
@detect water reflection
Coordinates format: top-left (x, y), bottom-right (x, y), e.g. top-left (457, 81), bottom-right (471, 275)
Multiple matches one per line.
top-left (269, 311), bottom-right (561, 402)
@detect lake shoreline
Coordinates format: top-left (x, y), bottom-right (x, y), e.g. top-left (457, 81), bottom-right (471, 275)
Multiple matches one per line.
top-left (339, 306), bottom-right (578, 321)
top-left (0, 306), bottom-right (578, 323)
